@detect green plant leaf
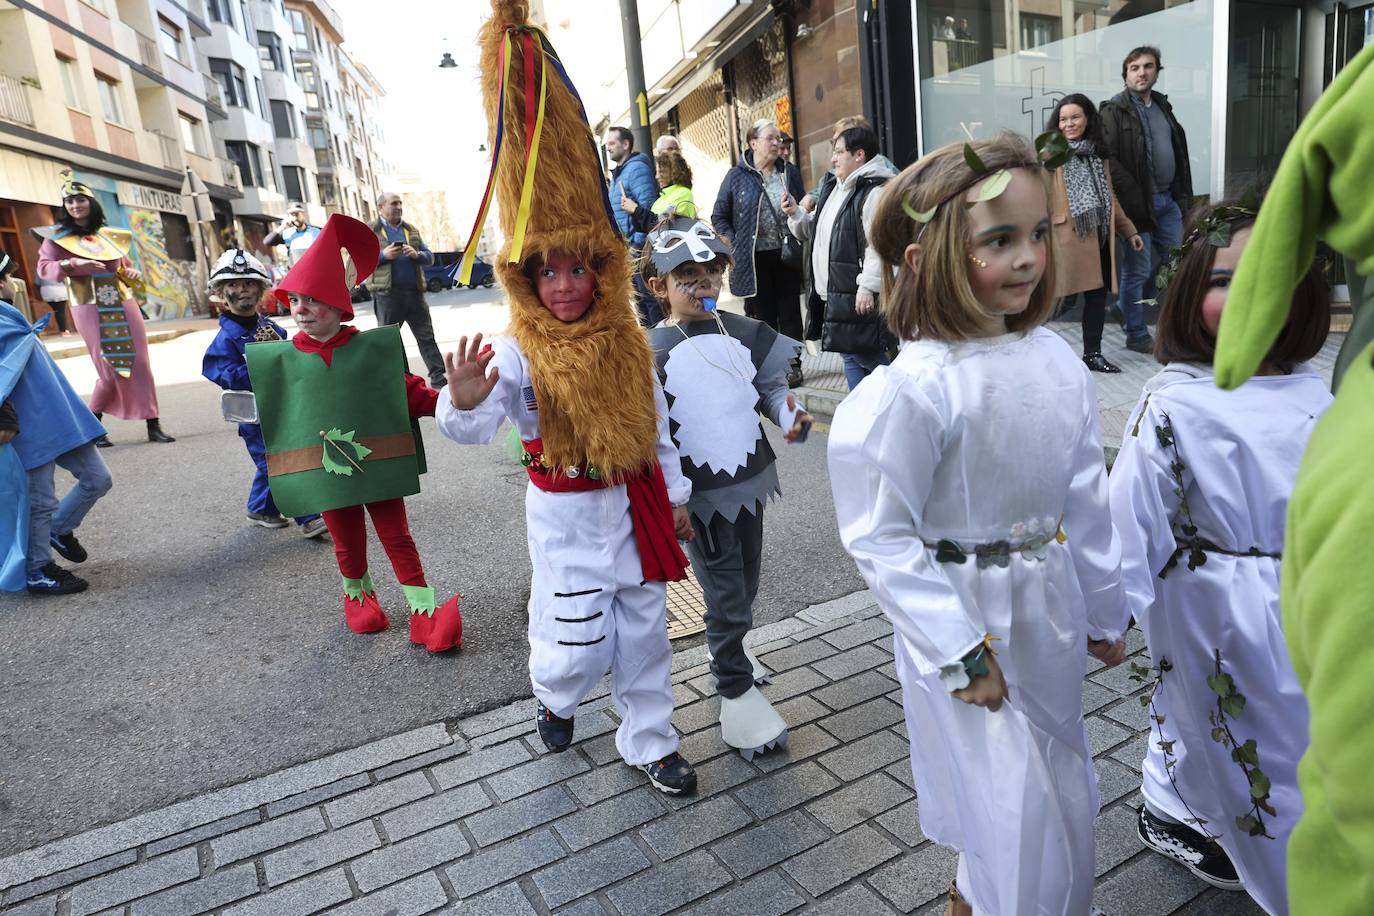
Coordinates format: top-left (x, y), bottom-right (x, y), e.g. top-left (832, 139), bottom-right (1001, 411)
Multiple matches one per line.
top-left (1211, 726), bottom-right (1226, 743)
top-left (1206, 672), bottom-right (1234, 698)
top-left (970, 169), bottom-right (1013, 203)
top-left (901, 191), bottom-right (938, 224)
top-left (1249, 771), bottom-right (1272, 799)
top-left (1035, 129), bottom-right (1072, 170)
top-left (1220, 693), bottom-right (1247, 718)
top-left (963, 143), bottom-right (988, 175)
top-left (1235, 739), bottom-right (1260, 766)
top-left (1236, 814), bottom-right (1264, 836)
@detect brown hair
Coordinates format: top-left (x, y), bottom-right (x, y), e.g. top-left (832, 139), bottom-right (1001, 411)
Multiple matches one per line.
top-left (654, 150), bottom-right (692, 189)
top-left (832, 115), bottom-right (872, 142)
top-left (869, 132), bottom-right (1058, 342)
top-left (1121, 46), bottom-right (1162, 81)
top-left (636, 214), bottom-right (732, 296)
top-left (1155, 200), bottom-right (1330, 368)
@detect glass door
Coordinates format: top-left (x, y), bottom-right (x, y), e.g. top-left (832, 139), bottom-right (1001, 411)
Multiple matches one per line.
top-left (1226, 0), bottom-right (1302, 195)
top-left (1325, 2), bottom-right (1374, 85)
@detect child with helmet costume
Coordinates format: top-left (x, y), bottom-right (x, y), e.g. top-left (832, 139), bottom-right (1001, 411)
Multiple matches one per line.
top-left (244, 213), bottom-right (462, 653)
top-left (203, 247), bottom-right (326, 537)
top-left (436, 0), bottom-right (698, 794)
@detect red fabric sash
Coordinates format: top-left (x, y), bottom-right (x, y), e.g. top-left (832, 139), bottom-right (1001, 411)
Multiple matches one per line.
top-left (292, 325), bottom-right (359, 366)
top-left (521, 438), bottom-right (689, 583)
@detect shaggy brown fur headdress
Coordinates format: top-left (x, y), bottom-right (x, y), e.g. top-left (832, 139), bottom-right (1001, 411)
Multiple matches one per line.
top-left (474, 0), bottom-right (658, 481)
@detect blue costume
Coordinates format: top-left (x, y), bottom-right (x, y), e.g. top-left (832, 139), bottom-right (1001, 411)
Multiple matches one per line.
top-left (202, 312), bottom-right (320, 526)
top-left (0, 304), bottom-right (108, 591)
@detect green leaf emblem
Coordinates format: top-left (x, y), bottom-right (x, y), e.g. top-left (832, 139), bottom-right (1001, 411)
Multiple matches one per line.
top-left (321, 428), bottom-right (373, 477)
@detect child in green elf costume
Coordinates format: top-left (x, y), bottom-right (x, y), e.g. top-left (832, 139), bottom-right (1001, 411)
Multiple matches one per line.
top-left (1213, 40), bottom-right (1374, 914)
top-left (246, 213), bottom-right (462, 653)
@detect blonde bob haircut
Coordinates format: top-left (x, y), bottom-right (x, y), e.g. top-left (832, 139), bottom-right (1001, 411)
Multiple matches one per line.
top-left (871, 131), bottom-right (1058, 343)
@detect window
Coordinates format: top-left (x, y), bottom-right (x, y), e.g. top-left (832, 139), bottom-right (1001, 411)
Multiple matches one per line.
top-left (258, 32), bottom-right (284, 71)
top-left (1019, 14), bottom-right (1061, 51)
top-left (308, 125), bottom-right (328, 150)
top-left (270, 100), bottom-right (297, 138)
top-left (281, 165), bottom-right (306, 203)
top-left (255, 77), bottom-right (267, 118)
top-left (288, 9), bottom-right (311, 51)
top-left (224, 140), bottom-right (264, 187)
top-left (179, 113), bottom-right (206, 155)
top-left (158, 17), bottom-right (186, 64)
top-left (297, 59), bottom-right (319, 109)
top-left (96, 76), bottom-right (124, 124)
top-left (161, 212), bottom-right (195, 261)
top-left (265, 151), bottom-right (278, 191)
top-left (207, 0), bottom-right (232, 26)
top-left (56, 56), bottom-right (85, 110)
top-left (210, 58), bottom-right (249, 109)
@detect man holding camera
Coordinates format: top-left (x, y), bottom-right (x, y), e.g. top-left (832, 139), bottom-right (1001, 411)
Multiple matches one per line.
top-left (368, 191), bottom-right (445, 388)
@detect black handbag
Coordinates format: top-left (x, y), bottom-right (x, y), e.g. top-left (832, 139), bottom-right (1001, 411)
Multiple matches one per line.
top-left (762, 188), bottom-right (803, 270)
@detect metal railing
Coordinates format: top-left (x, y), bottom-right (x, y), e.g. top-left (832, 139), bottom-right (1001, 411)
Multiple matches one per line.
top-left (151, 130), bottom-right (181, 169)
top-left (0, 74), bottom-right (35, 127)
top-left (221, 158), bottom-right (242, 189)
top-left (136, 31), bottom-right (164, 75)
top-left (203, 73), bottom-right (224, 107)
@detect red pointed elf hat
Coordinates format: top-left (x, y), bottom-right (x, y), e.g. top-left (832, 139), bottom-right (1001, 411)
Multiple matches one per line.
top-left (273, 213), bottom-right (379, 320)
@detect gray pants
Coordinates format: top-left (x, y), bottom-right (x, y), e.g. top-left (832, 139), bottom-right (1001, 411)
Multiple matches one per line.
top-left (373, 287), bottom-right (445, 387)
top-left (687, 507), bottom-right (764, 700)
top-left (27, 442), bottom-right (113, 574)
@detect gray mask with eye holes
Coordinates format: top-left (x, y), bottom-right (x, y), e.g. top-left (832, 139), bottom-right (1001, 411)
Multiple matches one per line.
top-left (647, 216), bottom-right (732, 275)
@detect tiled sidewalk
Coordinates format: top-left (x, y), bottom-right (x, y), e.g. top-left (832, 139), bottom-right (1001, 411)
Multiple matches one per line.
top-left (0, 591), bottom-right (1262, 915)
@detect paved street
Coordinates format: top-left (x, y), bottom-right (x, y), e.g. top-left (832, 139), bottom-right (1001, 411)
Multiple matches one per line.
top-left (0, 590), bottom-right (1267, 915)
top-left (0, 289), bottom-right (1342, 914)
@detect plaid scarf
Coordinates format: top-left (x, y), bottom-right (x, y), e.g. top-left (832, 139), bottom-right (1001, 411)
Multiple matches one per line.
top-left (1061, 140), bottom-right (1112, 241)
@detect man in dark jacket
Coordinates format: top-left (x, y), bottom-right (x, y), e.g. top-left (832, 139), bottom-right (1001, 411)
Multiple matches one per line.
top-left (368, 192), bottom-right (445, 388)
top-left (604, 126), bottom-right (662, 325)
top-left (1100, 45), bottom-right (1193, 352)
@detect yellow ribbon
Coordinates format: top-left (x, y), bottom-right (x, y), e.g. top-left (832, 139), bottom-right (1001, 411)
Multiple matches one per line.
top-left (508, 36), bottom-right (547, 264)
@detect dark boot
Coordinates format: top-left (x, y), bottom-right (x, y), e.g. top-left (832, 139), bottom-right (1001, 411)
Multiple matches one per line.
top-left (146, 419), bottom-right (176, 443)
top-left (93, 413), bottom-right (112, 448)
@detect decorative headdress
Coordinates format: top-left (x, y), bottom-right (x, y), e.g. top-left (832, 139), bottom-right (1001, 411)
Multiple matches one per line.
top-left (465, 0), bottom-right (660, 482)
top-left (209, 248), bottom-right (272, 289)
top-left (900, 131), bottom-right (1070, 232)
top-left (59, 169), bottom-right (95, 200)
top-left (1148, 194), bottom-right (1259, 306)
top-left (272, 213), bottom-right (379, 320)
top-left (647, 217), bottom-right (732, 275)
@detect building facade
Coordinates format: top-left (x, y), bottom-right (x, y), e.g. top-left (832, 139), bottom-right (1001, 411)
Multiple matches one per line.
top-left (0, 0), bottom-right (240, 321)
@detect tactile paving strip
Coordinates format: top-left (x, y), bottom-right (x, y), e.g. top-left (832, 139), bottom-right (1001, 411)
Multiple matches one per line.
top-left (665, 568), bottom-right (707, 640)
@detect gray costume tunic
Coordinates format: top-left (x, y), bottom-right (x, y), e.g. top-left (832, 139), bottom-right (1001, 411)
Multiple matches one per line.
top-left (650, 311), bottom-right (801, 698)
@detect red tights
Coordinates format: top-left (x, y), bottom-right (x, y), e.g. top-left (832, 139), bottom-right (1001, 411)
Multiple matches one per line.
top-left (321, 498), bottom-right (425, 586)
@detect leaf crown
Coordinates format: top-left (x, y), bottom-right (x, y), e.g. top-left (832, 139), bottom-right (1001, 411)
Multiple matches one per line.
top-left (1150, 188), bottom-right (1261, 303)
top-left (900, 129), bottom-right (1072, 230)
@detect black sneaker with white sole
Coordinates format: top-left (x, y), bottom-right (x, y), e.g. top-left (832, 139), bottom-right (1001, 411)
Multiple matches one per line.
top-left (1137, 805), bottom-right (1243, 890)
top-left (26, 562), bottom-right (89, 596)
top-left (536, 702), bottom-right (574, 752)
top-left (50, 531), bottom-right (88, 563)
top-left (639, 752), bottom-right (697, 796)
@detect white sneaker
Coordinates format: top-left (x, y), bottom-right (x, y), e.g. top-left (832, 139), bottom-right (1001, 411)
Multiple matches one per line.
top-left (299, 517), bottom-right (329, 539)
top-left (719, 686), bottom-right (788, 760)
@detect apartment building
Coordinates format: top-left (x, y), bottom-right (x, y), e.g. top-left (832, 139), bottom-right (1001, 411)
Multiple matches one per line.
top-left (283, 0), bottom-right (384, 224)
top-left (0, 0), bottom-right (240, 320)
top-left (200, 0), bottom-right (323, 254)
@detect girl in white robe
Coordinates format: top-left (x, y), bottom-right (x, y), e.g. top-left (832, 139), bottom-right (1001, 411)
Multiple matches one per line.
top-left (1109, 202), bottom-right (1333, 914)
top-left (829, 134), bottom-right (1131, 916)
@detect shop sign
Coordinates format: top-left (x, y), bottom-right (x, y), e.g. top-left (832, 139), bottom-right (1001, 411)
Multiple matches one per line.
top-left (115, 180), bottom-right (184, 214)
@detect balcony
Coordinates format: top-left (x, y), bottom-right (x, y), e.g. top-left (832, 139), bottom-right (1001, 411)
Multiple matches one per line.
top-left (0, 74), bottom-right (35, 127)
top-left (135, 31), bottom-right (163, 75)
top-left (221, 158), bottom-right (242, 190)
top-left (150, 131), bottom-right (182, 170)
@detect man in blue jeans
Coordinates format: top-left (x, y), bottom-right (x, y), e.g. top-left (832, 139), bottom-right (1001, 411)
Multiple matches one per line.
top-left (1100, 45), bottom-right (1194, 352)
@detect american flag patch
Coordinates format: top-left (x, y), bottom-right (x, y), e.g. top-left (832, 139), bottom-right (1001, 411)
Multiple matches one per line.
top-left (522, 385), bottom-right (538, 413)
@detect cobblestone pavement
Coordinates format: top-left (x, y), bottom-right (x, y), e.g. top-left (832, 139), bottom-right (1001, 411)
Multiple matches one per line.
top-left (0, 591), bottom-right (1269, 915)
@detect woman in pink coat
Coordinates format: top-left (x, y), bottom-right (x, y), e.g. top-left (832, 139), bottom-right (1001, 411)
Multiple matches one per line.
top-left (36, 174), bottom-right (174, 446)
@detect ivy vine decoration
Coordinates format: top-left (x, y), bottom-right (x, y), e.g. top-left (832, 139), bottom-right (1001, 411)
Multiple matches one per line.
top-left (1145, 191), bottom-right (1260, 307)
top-left (1155, 416), bottom-right (1208, 578)
top-left (1130, 656), bottom-right (1219, 840)
top-left (1207, 650), bottom-right (1277, 837)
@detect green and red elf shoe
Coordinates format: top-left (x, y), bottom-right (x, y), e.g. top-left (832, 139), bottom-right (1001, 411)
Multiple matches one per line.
top-left (342, 572), bottom-right (390, 634)
top-left (404, 584), bottom-right (462, 653)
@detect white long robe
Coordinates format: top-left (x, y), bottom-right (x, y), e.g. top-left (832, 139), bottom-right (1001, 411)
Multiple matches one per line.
top-left (1110, 363), bottom-right (1331, 915)
top-left (435, 337), bottom-right (691, 765)
top-left (829, 328), bottom-right (1129, 915)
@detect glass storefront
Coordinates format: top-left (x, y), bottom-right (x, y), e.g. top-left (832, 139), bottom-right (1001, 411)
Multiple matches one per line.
top-left (912, 0), bottom-right (1218, 194)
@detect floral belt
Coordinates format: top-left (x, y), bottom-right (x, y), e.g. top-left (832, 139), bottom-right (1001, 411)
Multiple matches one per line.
top-left (923, 517), bottom-right (1066, 569)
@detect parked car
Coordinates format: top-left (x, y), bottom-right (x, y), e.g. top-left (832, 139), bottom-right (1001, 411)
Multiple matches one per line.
top-left (424, 251), bottom-right (496, 293)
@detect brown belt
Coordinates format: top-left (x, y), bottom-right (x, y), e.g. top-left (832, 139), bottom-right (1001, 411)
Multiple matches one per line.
top-left (266, 432), bottom-right (415, 476)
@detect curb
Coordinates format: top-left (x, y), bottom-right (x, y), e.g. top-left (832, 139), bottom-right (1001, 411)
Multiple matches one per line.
top-left (46, 327), bottom-right (198, 361)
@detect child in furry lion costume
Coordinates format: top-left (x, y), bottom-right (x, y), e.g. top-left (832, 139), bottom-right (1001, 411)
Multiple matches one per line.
top-left (436, 0), bottom-right (699, 796)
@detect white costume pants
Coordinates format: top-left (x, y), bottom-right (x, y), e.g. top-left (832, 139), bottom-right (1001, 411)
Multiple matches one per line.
top-left (525, 484), bottom-right (679, 766)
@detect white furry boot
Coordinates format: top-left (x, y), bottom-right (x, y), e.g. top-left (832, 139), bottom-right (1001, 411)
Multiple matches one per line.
top-left (719, 685), bottom-right (788, 760)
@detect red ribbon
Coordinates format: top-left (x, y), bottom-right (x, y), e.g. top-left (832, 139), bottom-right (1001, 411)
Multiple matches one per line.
top-left (521, 438), bottom-right (689, 583)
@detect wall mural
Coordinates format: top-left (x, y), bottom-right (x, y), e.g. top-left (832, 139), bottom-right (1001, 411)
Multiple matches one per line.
top-left (127, 208), bottom-right (191, 319)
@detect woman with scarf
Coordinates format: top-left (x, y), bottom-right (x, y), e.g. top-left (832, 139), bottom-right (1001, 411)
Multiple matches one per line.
top-left (36, 173), bottom-right (174, 445)
top-left (1047, 95), bottom-right (1144, 373)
